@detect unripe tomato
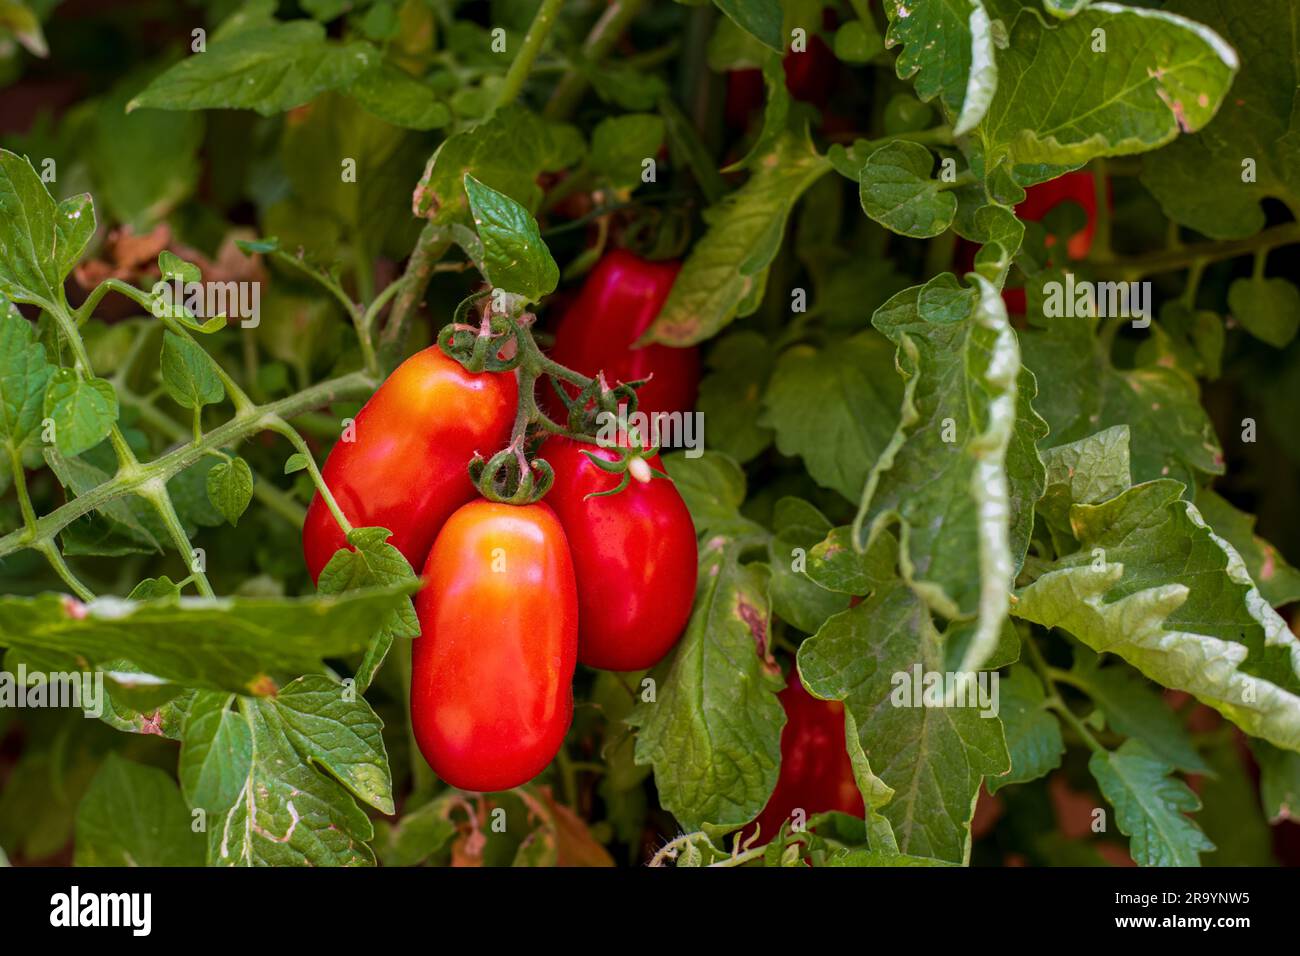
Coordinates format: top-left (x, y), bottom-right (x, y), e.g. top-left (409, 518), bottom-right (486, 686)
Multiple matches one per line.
top-left (301, 346), bottom-right (517, 582)
top-left (539, 435), bottom-right (697, 671)
top-left (411, 500), bottom-right (578, 792)
top-left (546, 250), bottom-right (699, 418)
top-left (748, 674), bottom-right (864, 841)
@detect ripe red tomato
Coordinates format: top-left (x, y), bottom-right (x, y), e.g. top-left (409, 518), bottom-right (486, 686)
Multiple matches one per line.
top-left (301, 346), bottom-right (517, 582)
top-left (539, 434), bottom-right (697, 671)
top-left (545, 250), bottom-right (699, 418)
top-left (411, 500), bottom-right (578, 792)
top-left (748, 674), bottom-right (865, 841)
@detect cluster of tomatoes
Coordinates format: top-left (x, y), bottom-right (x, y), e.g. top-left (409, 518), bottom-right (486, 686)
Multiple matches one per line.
top-left (300, 251), bottom-right (699, 792)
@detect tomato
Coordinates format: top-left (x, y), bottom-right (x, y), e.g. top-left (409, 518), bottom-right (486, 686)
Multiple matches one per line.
top-left (539, 435), bottom-right (697, 671)
top-left (546, 251), bottom-right (698, 419)
top-left (726, 34), bottom-right (838, 129)
top-left (301, 346), bottom-right (517, 582)
top-left (411, 500), bottom-right (578, 791)
top-left (748, 674), bottom-right (864, 841)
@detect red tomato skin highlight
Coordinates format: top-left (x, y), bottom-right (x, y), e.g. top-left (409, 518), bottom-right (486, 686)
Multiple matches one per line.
top-left (411, 500), bottom-right (578, 792)
top-left (546, 250), bottom-right (699, 418)
top-left (540, 435), bottom-right (698, 671)
top-left (301, 346), bottom-right (517, 583)
top-left (748, 675), bottom-right (865, 841)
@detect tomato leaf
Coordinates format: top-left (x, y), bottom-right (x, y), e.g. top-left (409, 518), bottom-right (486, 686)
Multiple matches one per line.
top-left (986, 667), bottom-right (1064, 794)
top-left (463, 174), bottom-right (559, 303)
top-left (74, 754), bottom-right (206, 866)
top-left (206, 456), bottom-right (254, 527)
top-left (42, 371), bottom-right (118, 459)
top-left (0, 149), bottom-right (94, 309)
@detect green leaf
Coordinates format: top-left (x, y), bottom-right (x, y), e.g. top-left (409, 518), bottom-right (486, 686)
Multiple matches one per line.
top-left (1014, 480), bottom-right (1300, 753)
top-left (976, 3), bottom-right (1237, 167)
top-left (127, 20), bottom-right (379, 116)
top-left (74, 754), bottom-right (206, 866)
top-left (1140, 0), bottom-right (1300, 239)
top-left (798, 581), bottom-right (1010, 863)
top-left (413, 105), bottom-right (581, 225)
top-left (463, 174), bottom-right (559, 303)
top-left (662, 450), bottom-right (765, 540)
top-left (158, 250), bottom-right (201, 284)
top-left (0, 310), bottom-right (53, 471)
top-left (857, 274), bottom-right (1046, 671)
top-left (180, 692), bottom-right (252, 818)
top-left (316, 526), bottom-right (420, 692)
top-left (712, 0), bottom-right (783, 52)
top-left (760, 332), bottom-right (902, 501)
top-left (1088, 740), bottom-right (1214, 867)
top-left (987, 667), bottom-right (1063, 793)
top-left (769, 501), bottom-right (852, 635)
top-left (212, 676), bottom-right (392, 866)
top-left (628, 542), bottom-right (784, 832)
top-left (161, 331), bottom-right (225, 410)
top-left (589, 113), bottom-right (665, 190)
top-left (1020, 306), bottom-right (1223, 486)
top-left (1228, 277), bottom-right (1300, 348)
top-left (806, 526), bottom-right (900, 597)
top-left (373, 794), bottom-right (458, 866)
top-left (1068, 650), bottom-right (1209, 774)
top-left (1194, 488), bottom-right (1300, 608)
top-left (883, 0), bottom-right (997, 135)
top-left (42, 371), bottom-right (118, 459)
top-left (0, 583), bottom-right (420, 697)
top-left (1194, 735), bottom-right (1276, 865)
top-left (348, 60), bottom-right (451, 130)
top-left (206, 456), bottom-right (254, 526)
top-left (284, 452), bottom-right (310, 475)
top-left (696, 331), bottom-right (775, 464)
top-left (0, 149), bottom-right (95, 308)
top-left (0, 0), bottom-right (48, 57)
top-left (859, 141), bottom-right (959, 239)
top-left (643, 131), bottom-right (831, 346)
top-left (1037, 425), bottom-right (1132, 552)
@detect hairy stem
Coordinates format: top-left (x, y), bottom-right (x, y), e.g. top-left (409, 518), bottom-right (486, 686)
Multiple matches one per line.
top-left (544, 0), bottom-right (649, 120)
top-left (494, 0), bottom-right (566, 111)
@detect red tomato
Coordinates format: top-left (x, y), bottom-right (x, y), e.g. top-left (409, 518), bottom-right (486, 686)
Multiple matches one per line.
top-left (539, 435), bottom-right (697, 671)
top-left (726, 33), bottom-right (838, 128)
top-left (411, 500), bottom-right (578, 791)
top-left (301, 346), bottom-right (517, 582)
top-left (748, 674), bottom-right (865, 841)
top-left (546, 250), bottom-right (698, 418)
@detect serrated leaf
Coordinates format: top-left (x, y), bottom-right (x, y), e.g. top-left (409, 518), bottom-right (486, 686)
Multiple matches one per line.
top-left (1014, 480), bottom-right (1300, 752)
top-left (986, 667), bottom-right (1063, 793)
top-left (1088, 739), bottom-right (1214, 866)
top-left (214, 676), bottom-right (391, 866)
top-left (206, 456), bottom-right (254, 526)
top-left (180, 692), bottom-right (252, 819)
top-left (696, 331), bottom-right (775, 464)
top-left (74, 754), bottom-right (205, 867)
top-left (1037, 424), bottom-right (1132, 552)
top-left (317, 526), bottom-right (420, 692)
top-left (1020, 305), bottom-right (1223, 485)
top-left (977, 3), bottom-right (1237, 167)
top-left (628, 542), bottom-right (784, 832)
top-left (373, 794), bottom-right (458, 866)
top-left (1194, 488), bottom-right (1300, 608)
top-left (770, 523), bottom-right (853, 636)
top-left (760, 332), bottom-right (903, 501)
top-left (662, 450), bottom-right (765, 540)
top-left (128, 20), bottom-right (379, 116)
top-left (161, 330), bottom-right (224, 410)
top-left (0, 584), bottom-right (420, 697)
top-left (798, 581), bottom-right (1010, 863)
top-left (807, 526), bottom-right (900, 596)
top-left (42, 371), bottom-right (118, 459)
top-left (883, 0), bottom-right (998, 135)
top-left (0, 149), bottom-right (95, 308)
top-left (589, 114), bottom-right (665, 190)
top-left (857, 274), bottom-right (1046, 671)
top-left (643, 131), bottom-right (831, 346)
top-left (1228, 277), bottom-right (1300, 348)
top-left (463, 174), bottom-right (558, 303)
top-left (1140, 0), bottom-right (1300, 239)
top-left (859, 141), bottom-right (958, 238)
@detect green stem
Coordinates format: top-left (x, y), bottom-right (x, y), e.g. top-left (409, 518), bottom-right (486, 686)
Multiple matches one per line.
top-left (1093, 222), bottom-right (1300, 281)
top-left (378, 229), bottom-right (450, 371)
top-left (544, 0), bottom-right (648, 120)
top-left (138, 478), bottom-right (214, 597)
top-left (494, 0), bottom-right (566, 111)
top-left (1024, 631), bottom-right (1105, 755)
top-left (0, 371), bottom-right (376, 560)
top-left (261, 415), bottom-right (352, 536)
top-left (396, 636), bottom-right (437, 798)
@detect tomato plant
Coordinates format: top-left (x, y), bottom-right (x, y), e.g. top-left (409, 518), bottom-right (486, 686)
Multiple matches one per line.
top-left (0, 0), bottom-right (1299, 878)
